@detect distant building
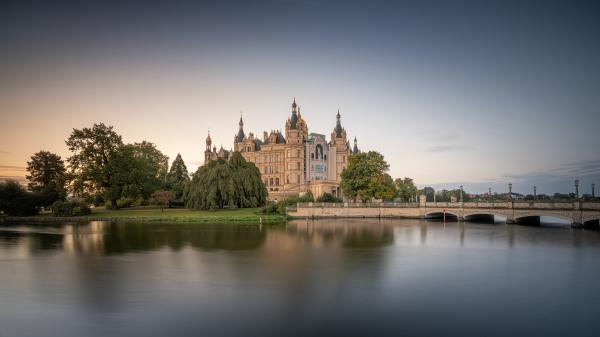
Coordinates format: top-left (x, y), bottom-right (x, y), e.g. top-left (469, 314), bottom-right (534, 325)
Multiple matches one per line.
top-left (205, 98), bottom-right (360, 200)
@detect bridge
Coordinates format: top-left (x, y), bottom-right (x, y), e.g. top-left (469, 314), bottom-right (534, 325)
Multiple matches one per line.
top-left (289, 199), bottom-right (600, 228)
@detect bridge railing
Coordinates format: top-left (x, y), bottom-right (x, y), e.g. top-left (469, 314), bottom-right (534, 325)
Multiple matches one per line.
top-left (296, 202), bottom-right (420, 208)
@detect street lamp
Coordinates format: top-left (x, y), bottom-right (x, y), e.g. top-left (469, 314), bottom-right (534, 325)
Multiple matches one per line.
top-left (592, 183), bottom-right (596, 200)
top-left (533, 185), bottom-right (537, 201)
top-left (575, 179), bottom-right (580, 200)
top-left (508, 182), bottom-right (513, 200)
top-left (489, 187), bottom-right (492, 202)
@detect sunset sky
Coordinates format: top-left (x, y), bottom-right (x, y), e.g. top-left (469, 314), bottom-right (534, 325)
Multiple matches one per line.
top-left (1, 0), bottom-right (599, 194)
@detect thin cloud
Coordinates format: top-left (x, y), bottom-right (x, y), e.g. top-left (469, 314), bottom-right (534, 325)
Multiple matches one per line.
top-left (0, 165), bottom-right (26, 171)
top-left (426, 145), bottom-right (473, 153)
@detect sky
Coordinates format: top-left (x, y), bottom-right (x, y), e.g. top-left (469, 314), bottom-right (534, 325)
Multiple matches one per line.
top-left (0, 0), bottom-right (599, 195)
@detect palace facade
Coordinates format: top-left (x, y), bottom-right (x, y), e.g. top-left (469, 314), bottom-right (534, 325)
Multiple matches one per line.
top-left (204, 99), bottom-right (359, 200)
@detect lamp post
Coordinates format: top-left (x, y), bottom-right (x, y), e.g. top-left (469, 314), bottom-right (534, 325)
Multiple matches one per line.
top-left (592, 183), bottom-right (596, 200)
top-left (575, 179), bottom-right (580, 200)
top-left (533, 185), bottom-right (537, 201)
top-left (460, 185), bottom-right (463, 203)
top-left (508, 182), bottom-right (513, 200)
top-left (489, 187), bottom-right (492, 202)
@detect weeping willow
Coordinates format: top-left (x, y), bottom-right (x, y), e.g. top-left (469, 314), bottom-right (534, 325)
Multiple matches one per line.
top-left (184, 152), bottom-right (268, 210)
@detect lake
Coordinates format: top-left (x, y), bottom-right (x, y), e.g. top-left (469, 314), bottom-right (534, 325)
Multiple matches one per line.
top-left (1, 219), bottom-right (599, 337)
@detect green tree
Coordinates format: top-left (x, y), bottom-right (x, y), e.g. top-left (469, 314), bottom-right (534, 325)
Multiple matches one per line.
top-left (0, 180), bottom-right (40, 215)
top-left (341, 151), bottom-right (392, 202)
top-left (184, 152), bottom-right (267, 210)
top-left (66, 123), bottom-right (124, 208)
top-left (117, 141), bottom-right (169, 201)
top-left (395, 177), bottom-right (418, 202)
top-left (373, 173), bottom-right (397, 201)
top-left (420, 186), bottom-right (435, 202)
top-left (26, 151), bottom-right (67, 206)
top-left (166, 153), bottom-right (190, 201)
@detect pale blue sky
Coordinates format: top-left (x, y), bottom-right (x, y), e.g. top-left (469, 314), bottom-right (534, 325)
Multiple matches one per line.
top-left (1, 0), bottom-right (598, 194)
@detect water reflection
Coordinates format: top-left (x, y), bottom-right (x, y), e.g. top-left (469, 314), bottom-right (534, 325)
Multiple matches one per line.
top-left (1, 220), bottom-right (599, 337)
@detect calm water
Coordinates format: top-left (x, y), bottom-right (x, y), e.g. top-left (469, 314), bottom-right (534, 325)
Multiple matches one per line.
top-left (1, 219), bottom-right (599, 337)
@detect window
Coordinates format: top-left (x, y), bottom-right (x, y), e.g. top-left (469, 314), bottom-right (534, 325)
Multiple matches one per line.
top-left (311, 153), bottom-right (314, 160)
top-left (264, 167), bottom-right (268, 174)
top-left (297, 162), bottom-right (300, 170)
top-left (324, 154), bottom-right (327, 160)
top-left (275, 178), bottom-right (279, 186)
top-left (270, 178), bottom-right (273, 186)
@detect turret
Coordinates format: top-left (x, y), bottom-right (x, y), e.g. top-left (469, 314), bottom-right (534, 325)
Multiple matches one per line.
top-left (205, 130), bottom-right (212, 151)
top-left (290, 97), bottom-right (298, 129)
top-left (353, 136), bottom-right (359, 154)
top-left (236, 115), bottom-right (245, 142)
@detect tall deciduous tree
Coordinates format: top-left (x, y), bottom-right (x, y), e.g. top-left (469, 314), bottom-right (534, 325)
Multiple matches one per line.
top-left (184, 152), bottom-right (267, 210)
top-left (166, 153), bottom-right (190, 201)
top-left (66, 123), bottom-right (124, 208)
top-left (395, 177), bottom-right (418, 202)
top-left (26, 151), bottom-right (67, 206)
top-left (341, 151), bottom-right (393, 202)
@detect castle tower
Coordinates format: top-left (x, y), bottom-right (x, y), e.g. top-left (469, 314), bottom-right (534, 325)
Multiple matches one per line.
top-left (284, 98), bottom-right (309, 186)
top-left (353, 136), bottom-right (359, 154)
top-left (330, 110), bottom-right (351, 184)
top-left (234, 115), bottom-right (246, 151)
top-left (204, 130), bottom-right (213, 164)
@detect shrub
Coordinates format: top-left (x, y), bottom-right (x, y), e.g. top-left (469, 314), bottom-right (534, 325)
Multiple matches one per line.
top-left (51, 200), bottom-right (91, 216)
top-left (0, 180), bottom-right (41, 216)
top-left (316, 192), bottom-right (343, 203)
top-left (258, 202), bottom-right (278, 215)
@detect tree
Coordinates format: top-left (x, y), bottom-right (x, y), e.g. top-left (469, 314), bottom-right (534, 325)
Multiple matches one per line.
top-left (340, 151), bottom-right (391, 202)
top-left (184, 152), bottom-right (268, 210)
top-left (117, 141), bottom-right (169, 201)
top-left (373, 173), bottom-right (397, 201)
top-left (395, 177), bottom-right (418, 202)
top-left (420, 186), bottom-right (435, 202)
top-left (166, 153), bottom-right (190, 201)
top-left (66, 123), bottom-right (124, 208)
top-left (150, 190), bottom-right (175, 212)
top-left (0, 180), bottom-right (40, 216)
top-left (26, 151), bottom-right (67, 206)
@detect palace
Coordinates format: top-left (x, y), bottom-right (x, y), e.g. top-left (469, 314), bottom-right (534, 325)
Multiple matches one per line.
top-left (204, 98), bottom-right (359, 200)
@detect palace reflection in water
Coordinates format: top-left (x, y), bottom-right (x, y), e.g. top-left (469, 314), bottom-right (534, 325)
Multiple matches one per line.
top-left (1, 220), bottom-right (600, 337)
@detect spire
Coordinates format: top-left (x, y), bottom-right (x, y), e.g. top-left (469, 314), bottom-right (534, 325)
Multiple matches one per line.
top-left (353, 136), bottom-right (359, 154)
top-left (236, 113), bottom-right (245, 141)
top-left (206, 129), bottom-right (212, 150)
top-left (290, 98), bottom-right (298, 129)
top-left (334, 109), bottom-right (343, 137)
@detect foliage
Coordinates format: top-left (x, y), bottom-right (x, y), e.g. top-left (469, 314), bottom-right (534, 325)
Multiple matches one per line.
top-left (150, 190), bottom-right (175, 211)
top-left (26, 151), bottom-right (67, 206)
top-left (420, 187), bottom-right (435, 202)
top-left (66, 123), bottom-right (124, 208)
top-left (395, 177), bottom-right (418, 202)
top-left (316, 192), bottom-right (343, 203)
top-left (258, 202), bottom-right (279, 215)
top-left (434, 189), bottom-right (470, 202)
top-left (66, 124), bottom-right (169, 209)
top-left (340, 151), bottom-right (392, 202)
top-left (166, 153), bottom-right (190, 202)
top-left (373, 173), bottom-right (397, 201)
top-left (116, 141), bottom-right (169, 201)
top-left (0, 180), bottom-right (40, 216)
top-left (51, 200), bottom-right (91, 216)
top-left (184, 152), bottom-right (268, 210)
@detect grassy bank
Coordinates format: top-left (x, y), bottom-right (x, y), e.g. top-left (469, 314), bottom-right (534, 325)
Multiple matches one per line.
top-left (1, 206), bottom-right (286, 224)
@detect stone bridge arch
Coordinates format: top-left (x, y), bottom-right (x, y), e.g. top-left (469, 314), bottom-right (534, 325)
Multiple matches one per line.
top-left (424, 210), bottom-right (460, 219)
